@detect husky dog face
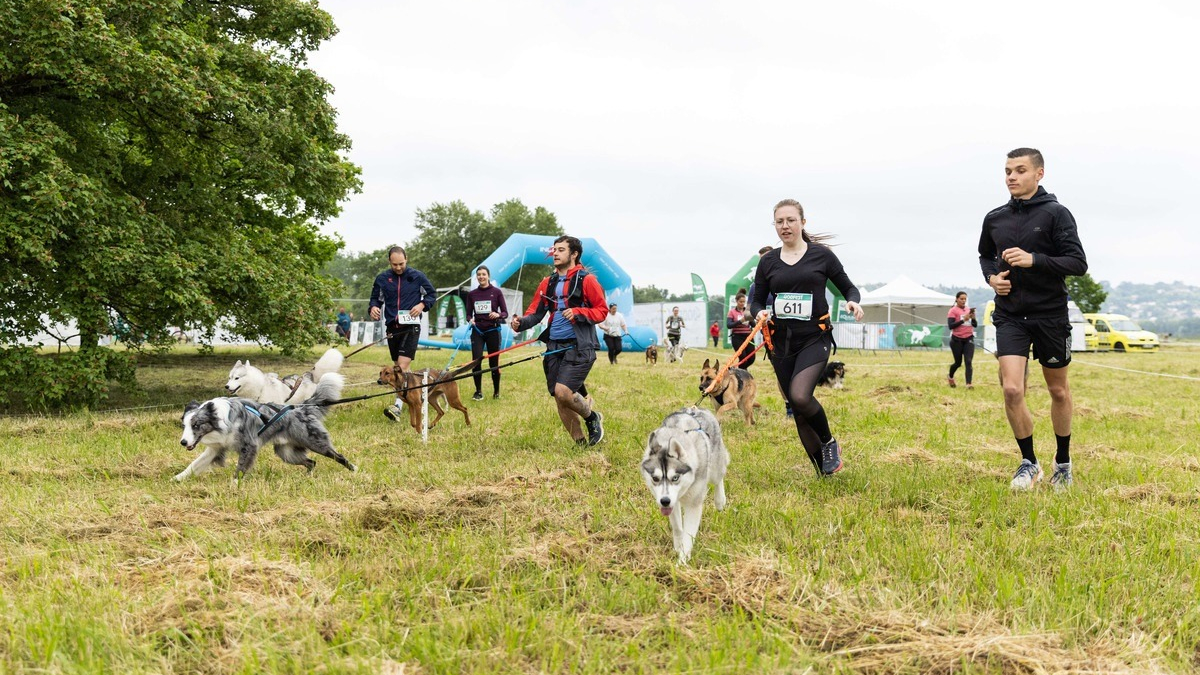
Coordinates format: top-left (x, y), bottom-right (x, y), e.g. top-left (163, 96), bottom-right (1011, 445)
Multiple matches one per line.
top-left (180, 399), bottom-right (231, 451)
top-left (641, 433), bottom-right (696, 516)
top-left (225, 360), bottom-right (252, 394)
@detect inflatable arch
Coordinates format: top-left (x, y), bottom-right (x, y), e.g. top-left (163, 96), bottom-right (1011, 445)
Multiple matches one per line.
top-left (437, 234), bottom-right (657, 352)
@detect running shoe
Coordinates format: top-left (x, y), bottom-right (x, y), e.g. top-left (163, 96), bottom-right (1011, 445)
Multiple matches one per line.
top-left (1050, 462), bottom-right (1073, 490)
top-left (1010, 459), bottom-right (1043, 490)
top-left (948, 377), bottom-right (957, 388)
top-left (493, 392), bottom-right (501, 399)
top-left (819, 437), bottom-right (843, 475)
top-left (383, 403), bottom-right (404, 422)
top-left (472, 391), bottom-right (484, 401)
top-left (785, 404), bottom-right (794, 419)
top-left (585, 410), bottom-right (605, 446)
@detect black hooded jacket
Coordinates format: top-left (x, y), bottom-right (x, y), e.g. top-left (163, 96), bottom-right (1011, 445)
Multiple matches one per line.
top-left (978, 187), bottom-right (1087, 319)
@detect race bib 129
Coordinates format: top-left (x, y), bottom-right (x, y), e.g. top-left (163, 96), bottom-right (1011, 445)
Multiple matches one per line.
top-left (474, 300), bottom-right (492, 315)
top-left (773, 293), bottom-right (813, 321)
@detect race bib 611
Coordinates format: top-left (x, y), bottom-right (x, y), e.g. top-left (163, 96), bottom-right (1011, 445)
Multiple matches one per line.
top-left (773, 293), bottom-right (813, 321)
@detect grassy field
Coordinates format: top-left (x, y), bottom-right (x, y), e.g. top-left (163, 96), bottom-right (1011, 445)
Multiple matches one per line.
top-left (1, 342), bottom-right (1198, 674)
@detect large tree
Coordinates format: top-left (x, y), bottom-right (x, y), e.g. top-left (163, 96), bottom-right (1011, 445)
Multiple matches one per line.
top-left (402, 199), bottom-right (562, 305)
top-left (1066, 272), bottom-right (1107, 314)
top-left (0, 0), bottom-right (361, 353)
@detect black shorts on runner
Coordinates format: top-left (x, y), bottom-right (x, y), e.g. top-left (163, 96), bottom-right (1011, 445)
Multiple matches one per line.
top-left (543, 339), bottom-right (595, 395)
top-left (387, 323), bottom-right (420, 362)
top-left (993, 313), bottom-right (1071, 368)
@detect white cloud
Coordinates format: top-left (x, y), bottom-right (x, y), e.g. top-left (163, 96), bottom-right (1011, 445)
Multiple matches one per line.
top-left (310, 0), bottom-right (1200, 292)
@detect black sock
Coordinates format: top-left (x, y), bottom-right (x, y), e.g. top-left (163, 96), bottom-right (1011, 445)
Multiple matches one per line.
top-left (1055, 434), bottom-right (1071, 465)
top-left (585, 410), bottom-right (597, 422)
top-left (1016, 435), bottom-right (1036, 464)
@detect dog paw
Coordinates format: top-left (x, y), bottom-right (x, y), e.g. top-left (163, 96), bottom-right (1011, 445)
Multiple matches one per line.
top-left (172, 473), bottom-right (188, 482)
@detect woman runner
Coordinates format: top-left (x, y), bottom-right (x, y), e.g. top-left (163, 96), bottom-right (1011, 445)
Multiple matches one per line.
top-left (752, 199), bottom-right (863, 475)
top-left (467, 265), bottom-right (508, 400)
top-left (947, 291), bottom-right (977, 389)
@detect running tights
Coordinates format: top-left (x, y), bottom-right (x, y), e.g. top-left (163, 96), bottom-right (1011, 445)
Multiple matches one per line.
top-left (471, 329), bottom-right (502, 395)
top-left (949, 337), bottom-right (974, 384)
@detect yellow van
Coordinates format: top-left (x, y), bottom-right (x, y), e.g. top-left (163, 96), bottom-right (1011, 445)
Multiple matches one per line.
top-left (1084, 313), bottom-right (1159, 352)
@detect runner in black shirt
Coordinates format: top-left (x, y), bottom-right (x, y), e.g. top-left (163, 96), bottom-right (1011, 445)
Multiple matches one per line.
top-left (751, 199), bottom-right (863, 475)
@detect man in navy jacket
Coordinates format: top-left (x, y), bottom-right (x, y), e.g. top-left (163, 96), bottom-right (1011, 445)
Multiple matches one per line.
top-left (369, 246), bottom-right (436, 421)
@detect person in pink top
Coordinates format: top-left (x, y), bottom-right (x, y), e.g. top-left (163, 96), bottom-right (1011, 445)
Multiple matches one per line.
top-left (946, 291), bottom-right (977, 388)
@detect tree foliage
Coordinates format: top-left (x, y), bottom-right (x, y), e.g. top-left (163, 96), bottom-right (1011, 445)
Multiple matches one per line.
top-left (633, 285), bottom-right (691, 303)
top-left (0, 0), bottom-right (361, 355)
top-left (400, 199), bottom-right (563, 305)
top-left (1066, 273), bottom-right (1107, 314)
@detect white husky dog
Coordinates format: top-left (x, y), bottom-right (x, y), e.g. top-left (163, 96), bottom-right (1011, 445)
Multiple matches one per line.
top-left (640, 406), bottom-right (730, 563)
top-left (225, 348), bottom-right (343, 405)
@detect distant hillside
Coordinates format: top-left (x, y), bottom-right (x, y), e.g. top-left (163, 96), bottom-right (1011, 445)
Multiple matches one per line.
top-left (862, 280), bottom-right (1200, 338)
top-left (1100, 281), bottom-right (1200, 338)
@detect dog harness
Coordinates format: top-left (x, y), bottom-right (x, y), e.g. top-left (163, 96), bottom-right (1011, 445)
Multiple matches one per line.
top-left (242, 401), bottom-right (296, 437)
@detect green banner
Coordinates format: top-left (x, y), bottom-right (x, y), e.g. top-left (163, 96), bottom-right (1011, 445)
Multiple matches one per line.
top-left (690, 273), bottom-right (708, 303)
top-left (895, 324), bottom-right (944, 348)
top-left (433, 294), bottom-right (466, 335)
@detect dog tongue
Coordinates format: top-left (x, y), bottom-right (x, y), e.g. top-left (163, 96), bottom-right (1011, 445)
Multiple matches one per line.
top-left (660, 506), bottom-right (673, 516)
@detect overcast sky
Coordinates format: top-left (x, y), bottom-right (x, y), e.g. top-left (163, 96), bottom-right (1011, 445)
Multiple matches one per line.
top-left (308, 0), bottom-right (1199, 295)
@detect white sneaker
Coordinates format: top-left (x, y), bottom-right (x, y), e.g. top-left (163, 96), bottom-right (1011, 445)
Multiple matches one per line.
top-left (383, 403), bottom-right (404, 422)
top-left (1010, 459), bottom-right (1043, 490)
top-left (1050, 462), bottom-right (1073, 490)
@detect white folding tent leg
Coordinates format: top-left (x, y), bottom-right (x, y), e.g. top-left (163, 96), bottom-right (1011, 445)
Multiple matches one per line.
top-left (421, 369), bottom-right (429, 444)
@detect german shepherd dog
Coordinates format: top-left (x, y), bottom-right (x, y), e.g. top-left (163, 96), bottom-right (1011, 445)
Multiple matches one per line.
top-left (698, 359), bottom-right (757, 425)
top-left (818, 361), bottom-right (846, 389)
top-left (176, 373), bottom-right (356, 481)
top-left (645, 345), bottom-right (658, 365)
top-left (377, 366), bottom-right (471, 432)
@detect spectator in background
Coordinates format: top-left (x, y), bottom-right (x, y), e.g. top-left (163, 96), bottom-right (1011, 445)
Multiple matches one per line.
top-left (709, 321), bottom-right (720, 347)
top-left (335, 307), bottom-right (352, 340)
top-left (598, 303), bottom-right (627, 365)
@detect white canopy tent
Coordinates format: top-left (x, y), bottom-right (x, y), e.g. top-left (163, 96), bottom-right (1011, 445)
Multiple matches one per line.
top-left (858, 275), bottom-right (958, 324)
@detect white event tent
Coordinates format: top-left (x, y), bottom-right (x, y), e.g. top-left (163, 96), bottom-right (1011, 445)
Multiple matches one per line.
top-left (858, 276), bottom-right (958, 324)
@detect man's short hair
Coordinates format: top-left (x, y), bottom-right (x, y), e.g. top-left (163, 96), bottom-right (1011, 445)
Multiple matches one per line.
top-left (1006, 147), bottom-right (1044, 169)
top-left (554, 235), bottom-right (583, 265)
top-left (387, 245), bottom-right (407, 259)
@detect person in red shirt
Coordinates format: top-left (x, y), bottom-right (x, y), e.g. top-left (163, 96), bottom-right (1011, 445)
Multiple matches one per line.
top-left (946, 292), bottom-right (977, 389)
top-left (709, 321), bottom-right (720, 347)
top-left (510, 236), bottom-right (609, 446)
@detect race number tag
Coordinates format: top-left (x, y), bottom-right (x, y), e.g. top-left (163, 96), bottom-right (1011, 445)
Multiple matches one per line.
top-left (474, 300), bottom-right (492, 315)
top-left (395, 313), bottom-right (420, 325)
top-left (773, 293), bottom-right (813, 321)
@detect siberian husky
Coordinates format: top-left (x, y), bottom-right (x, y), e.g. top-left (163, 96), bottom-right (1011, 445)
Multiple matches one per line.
top-left (225, 348), bottom-right (343, 404)
top-left (177, 372), bottom-right (357, 481)
top-left (640, 406), bottom-right (730, 563)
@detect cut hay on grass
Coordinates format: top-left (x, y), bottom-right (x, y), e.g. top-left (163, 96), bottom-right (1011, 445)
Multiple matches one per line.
top-left (2, 345), bottom-right (1199, 673)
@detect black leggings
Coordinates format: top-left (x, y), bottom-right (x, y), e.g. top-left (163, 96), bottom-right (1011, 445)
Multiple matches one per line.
top-left (949, 336), bottom-right (974, 384)
top-left (472, 329), bottom-right (502, 395)
top-left (770, 333), bottom-right (834, 466)
top-left (730, 332), bottom-right (755, 368)
top-left (603, 333), bottom-right (622, 364)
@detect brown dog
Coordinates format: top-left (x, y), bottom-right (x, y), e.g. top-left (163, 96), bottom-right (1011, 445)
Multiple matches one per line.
top-left (698, 358), bottom-right (757, 425)
top-left (645, 345), bottom-right (658, 365)
top-left (377, 366), bottom-right (471, 431)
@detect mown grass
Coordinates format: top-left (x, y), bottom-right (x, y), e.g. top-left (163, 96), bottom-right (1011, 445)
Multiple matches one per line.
top-left (1, 342), bottom-right (1198, 674)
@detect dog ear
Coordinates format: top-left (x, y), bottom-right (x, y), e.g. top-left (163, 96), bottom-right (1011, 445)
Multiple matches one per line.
top-left (233, 360), bottom-right (241, 368)
top-left (702, 358), bottom-right (710, 368)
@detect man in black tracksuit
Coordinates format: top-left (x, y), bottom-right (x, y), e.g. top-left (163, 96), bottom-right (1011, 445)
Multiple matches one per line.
top-left (979, 147), bottom-right (1087, 491)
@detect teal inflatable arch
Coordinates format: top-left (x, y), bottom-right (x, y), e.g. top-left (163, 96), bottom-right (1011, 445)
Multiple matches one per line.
top-left (447, 234), bottom-right (656, 352)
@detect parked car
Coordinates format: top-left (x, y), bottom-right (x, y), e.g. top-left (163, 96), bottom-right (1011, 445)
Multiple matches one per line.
top-left (1084, 313), bottom-right (1160, 352)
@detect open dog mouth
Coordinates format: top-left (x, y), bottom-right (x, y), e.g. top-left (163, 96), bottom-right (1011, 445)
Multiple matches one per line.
top-left (660, 506), bottom-right (673, 516)
top-left (227, 385), bottom-right (241, 394)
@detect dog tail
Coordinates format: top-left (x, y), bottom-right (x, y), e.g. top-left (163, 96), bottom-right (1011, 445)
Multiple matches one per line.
top-left (304, 372), bottom-right (345, 410)
top-left (312, 348), bottom-right (344, 380)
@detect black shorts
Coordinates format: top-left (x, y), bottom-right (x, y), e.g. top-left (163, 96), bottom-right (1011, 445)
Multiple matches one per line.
top-left (387, 323), bottom-right (420, 362)
top-left (993, 314), bottom-right (1072, 368)
top-left (543, 339), bottom-right (595, 395)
